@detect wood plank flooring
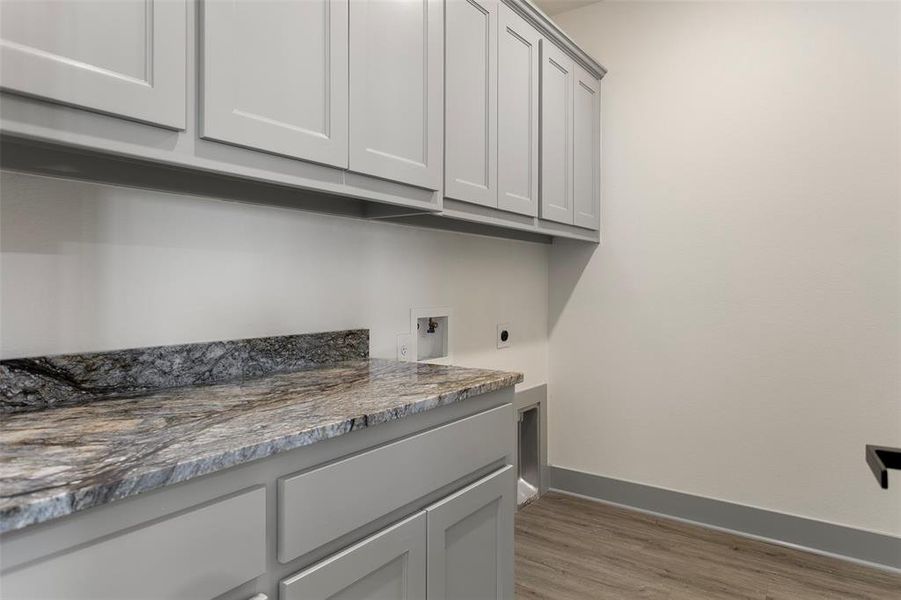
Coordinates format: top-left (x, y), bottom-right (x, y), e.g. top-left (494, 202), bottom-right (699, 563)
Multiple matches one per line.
top-left (515, 492), bottom-right (901, 600)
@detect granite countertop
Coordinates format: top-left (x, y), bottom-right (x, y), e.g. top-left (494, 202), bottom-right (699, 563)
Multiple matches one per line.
top-left (0, 332), bottom-right (522, 534)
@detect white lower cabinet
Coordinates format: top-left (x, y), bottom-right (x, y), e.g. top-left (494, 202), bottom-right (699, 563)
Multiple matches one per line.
top-left (280, 512), bottom-right (427, 600)
top-left (427, 466), bottom-right (515, 600)
top-left (0, 395), bottom-right (516, 600)
top-left (280, 465), bottom-right (514, 600)
top-left (278, 405), bottom-right (511, 563)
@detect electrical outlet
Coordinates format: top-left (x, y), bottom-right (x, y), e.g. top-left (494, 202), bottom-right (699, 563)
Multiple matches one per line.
top-left (396, 334), bottom-right (412, 361)
top-left (497, 323), bottom-right (511, 349)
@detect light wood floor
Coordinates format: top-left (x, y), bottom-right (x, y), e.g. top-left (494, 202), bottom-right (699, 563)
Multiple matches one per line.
top-left (515, 492), bottom-right (901, 600)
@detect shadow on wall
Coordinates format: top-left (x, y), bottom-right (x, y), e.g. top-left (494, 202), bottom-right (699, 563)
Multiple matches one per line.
top-left (548, 239), bottom-right (597, 334)
top-left (0, 170), bottom-right (553, 379)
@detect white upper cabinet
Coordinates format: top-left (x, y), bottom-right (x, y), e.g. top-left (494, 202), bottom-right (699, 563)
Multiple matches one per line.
top-left (573, 63), bottom-right (600, 229)
top-left (444, 0), bottom-right (497, 207)
top-left (497, 3), bottom-right (540, 217)
top-left (201, 0), bottom-right (348, 168)
top-left (0, 0), bottom-right (186, 129)
top-left (349, 0), bottom-right (443, 191)
top-left (0, 0), bottom-right (604, 241)
top-left (540, 40), bottom-right (575, 225)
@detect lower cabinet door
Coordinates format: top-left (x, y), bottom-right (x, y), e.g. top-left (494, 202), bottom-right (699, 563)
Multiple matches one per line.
top-left (426, 465), bottom-right (515, 600)
top-left (280, 512), bottom-right (426, 600)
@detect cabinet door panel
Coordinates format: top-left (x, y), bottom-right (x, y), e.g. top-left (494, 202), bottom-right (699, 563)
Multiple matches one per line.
top-left (349, 0), bottom-right (443, 190)
top-left (0, 0), bottom-right (186, 129)
top-left (202, 0), bottom-right (348, 167)
top-left (427, 466), bottom-right (515, 600)
top-left (539, 40), bottom-right (574, 225)
top-left (280, 512), bottom-right (426, 600)
top-left (497, 4), bottom-right (539, 217)
top-left (445, 0), bottom-right (497, 207)
top-left (573, 64), bottom-right (600, 230)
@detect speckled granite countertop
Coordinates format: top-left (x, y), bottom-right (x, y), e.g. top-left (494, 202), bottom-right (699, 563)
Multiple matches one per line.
top-left (0, 333), bottom-right (522, 534)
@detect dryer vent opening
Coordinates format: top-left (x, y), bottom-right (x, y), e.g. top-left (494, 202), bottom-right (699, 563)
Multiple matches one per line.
top-left (518, 406), bottom-right (540, 506)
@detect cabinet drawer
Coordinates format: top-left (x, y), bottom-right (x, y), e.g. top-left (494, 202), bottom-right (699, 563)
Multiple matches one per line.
top-left (1, 487), bottom-right (267, 600)
top-left (278, 403), bottom-right (512, 562)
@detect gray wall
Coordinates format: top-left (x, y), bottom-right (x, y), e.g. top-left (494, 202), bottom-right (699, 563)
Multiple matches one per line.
top-left (548, 0), bottom-right (901, 537)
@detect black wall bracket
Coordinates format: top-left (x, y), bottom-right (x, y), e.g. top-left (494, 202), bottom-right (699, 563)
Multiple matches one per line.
top-left (866, 445), bottom-right (901, 489)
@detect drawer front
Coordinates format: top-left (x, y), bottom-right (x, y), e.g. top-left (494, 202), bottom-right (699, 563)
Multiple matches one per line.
top-left (280, 512), bottom-right (426, 600)
top-left (278, 403), bottom-right (513, 562)
top-left (2, 487), bottom-right (266, 600)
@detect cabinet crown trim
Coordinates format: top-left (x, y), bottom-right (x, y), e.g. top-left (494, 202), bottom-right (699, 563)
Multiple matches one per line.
top-left (505, 0), bottom-right (607, 79)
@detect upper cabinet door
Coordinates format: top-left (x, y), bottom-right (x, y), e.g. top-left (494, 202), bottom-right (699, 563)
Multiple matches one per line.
top-left (444, 0), bottom-right (497, 207)
top-left (573, 64), bottom-right (600, 230)
top-left (280, 512), bottom-right (426, 600)
top-left (201, 0), bottom-right (348, 168)
top-left (444, 0), bottom-right (498, 206)
top-left (497, 3), bottom-right (539, 217)
top-left (349, 0), bottom-right (443, 190)
top-left (427, 466), bottom-right (515, 600)
top-left (539, 40), bottom-right (574, 225)
top-left (0, 0), bottom-right (186, 130)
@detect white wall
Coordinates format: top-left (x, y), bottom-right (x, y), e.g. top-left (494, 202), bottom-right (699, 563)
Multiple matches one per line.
top-left (0, 171), bottom-right (549, 388)
top-left (549, 1), bottom-right (900, 535)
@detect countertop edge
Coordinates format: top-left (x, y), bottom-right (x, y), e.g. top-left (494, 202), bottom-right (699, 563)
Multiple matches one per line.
top-left (0, 371), bottom-right (522, 534)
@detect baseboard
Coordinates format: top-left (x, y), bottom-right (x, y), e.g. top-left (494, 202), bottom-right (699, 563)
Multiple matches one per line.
top-left (549, 466), bottom-right (901, 572)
